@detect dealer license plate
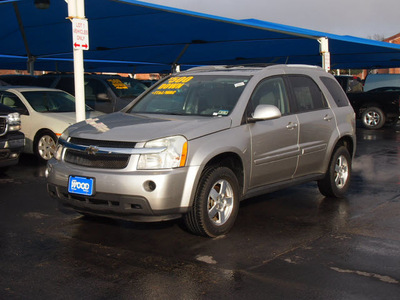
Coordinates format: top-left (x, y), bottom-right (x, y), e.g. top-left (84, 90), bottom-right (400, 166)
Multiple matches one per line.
top-left (68, 176), bottom-right (94, 196)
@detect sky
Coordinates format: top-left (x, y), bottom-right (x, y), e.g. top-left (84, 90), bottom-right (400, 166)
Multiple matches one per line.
top-left (142, 0), bottom-right (399, 39)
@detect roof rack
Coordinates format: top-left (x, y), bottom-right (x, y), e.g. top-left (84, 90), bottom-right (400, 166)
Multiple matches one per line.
top-left (185, 63), bottom-right (276, 72)
top-left (225, 63), bottom-right (276, 68)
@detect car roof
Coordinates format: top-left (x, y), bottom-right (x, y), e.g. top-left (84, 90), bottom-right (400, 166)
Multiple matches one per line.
top-left (0, 86), bottom-right (67, 92)
top-left (182, 64), bottom-right (323, 76)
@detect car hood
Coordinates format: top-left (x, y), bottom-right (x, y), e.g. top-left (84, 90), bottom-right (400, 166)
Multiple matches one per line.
top-left (67, 112), bottom-right (232, 142)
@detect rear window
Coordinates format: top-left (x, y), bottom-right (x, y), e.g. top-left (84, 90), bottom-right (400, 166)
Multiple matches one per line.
top-left (320, 76), bottom-right (350, 107)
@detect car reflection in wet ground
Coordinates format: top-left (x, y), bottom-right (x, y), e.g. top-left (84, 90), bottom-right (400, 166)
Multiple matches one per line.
top-left (1, 125), bottom-right (399, 299)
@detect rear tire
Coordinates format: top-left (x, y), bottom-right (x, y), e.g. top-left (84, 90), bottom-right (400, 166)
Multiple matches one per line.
top-left (361, 106), bottom-right (385, 129)
top-left (318, 146), bottom-right (351, 198)
top-left (183, 166), bottom-right (240, 237)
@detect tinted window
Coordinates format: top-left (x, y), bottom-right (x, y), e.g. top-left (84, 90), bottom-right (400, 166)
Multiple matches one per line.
top-left (55, 77), bottom-right (75, 95)
top-left (320, 76), bottom-right (350, 107)
top-left (0, 91), bottom-right (26, 110)
top-left (35, 76), bottom-right (58, 88)
top-left (288, 75), bottom-right (327, 112)
top-left (85, 79), bottom-right (108, 101)
top-left (249, 76), bottom-right (290, 115)
top-left (106, 77), bottom-right (148, 98)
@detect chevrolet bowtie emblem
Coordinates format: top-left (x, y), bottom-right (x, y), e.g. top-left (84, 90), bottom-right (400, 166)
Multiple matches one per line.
top-left (86, 145), bottom-right (99, 155)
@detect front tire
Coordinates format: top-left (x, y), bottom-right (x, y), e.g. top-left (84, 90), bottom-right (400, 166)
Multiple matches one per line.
top-left (361, 106), bottom-right (385, 129)
top-left (183, 167), bottom-right (240, 237)
top-left (34, 130), bottom-right (57, 162)
top-left (318, 146), bottom-right (351, 198)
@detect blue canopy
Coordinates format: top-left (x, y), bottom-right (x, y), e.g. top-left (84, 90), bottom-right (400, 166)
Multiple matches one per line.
top-left (1, 0), bottom-right (400, 73)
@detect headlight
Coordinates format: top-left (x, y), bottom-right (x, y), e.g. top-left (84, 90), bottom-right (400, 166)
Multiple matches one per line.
top-left (54, 129), bottom-right (69, 161)
top-left (54, 143), bottom-right (64, 161)
top-left (60, 128), bottom-right (69, 141)
top-left (137, 136), bottom-right (188, 170)
top-left (7, 112), bottom-right (21, 131)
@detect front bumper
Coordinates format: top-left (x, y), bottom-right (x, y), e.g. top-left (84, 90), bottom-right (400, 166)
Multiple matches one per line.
top-left (46, 158), bottom-right (200, 222)
top-left (0, 132), bottom-right (25, 168)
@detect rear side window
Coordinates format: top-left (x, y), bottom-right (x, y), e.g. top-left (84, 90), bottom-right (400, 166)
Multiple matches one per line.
top-left (288, 75), bottom-right (328, 112)
top-left (320, 76), bottom-right (350, 107)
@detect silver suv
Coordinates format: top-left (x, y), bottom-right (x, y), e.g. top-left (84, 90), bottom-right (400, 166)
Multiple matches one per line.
top-left (46, 64), bottom-right (356, 237)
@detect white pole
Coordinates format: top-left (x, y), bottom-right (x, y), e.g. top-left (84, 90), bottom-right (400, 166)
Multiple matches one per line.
top-left (68, 0), bottom-right (86, 123)
top-left (318, 37), bottom-right (331, 73)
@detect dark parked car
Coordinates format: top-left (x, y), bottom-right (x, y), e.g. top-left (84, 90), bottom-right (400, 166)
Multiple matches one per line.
top-left (0, 74), bottom-right (148, 113)
top-left (0, 74), bottom-right (39, 86)
top-left (346, 87), bottom-right (400, 129)
top-left (0, 103), bottom-right (25, 170)
top-left (335, 75), bottom-right (399, 129)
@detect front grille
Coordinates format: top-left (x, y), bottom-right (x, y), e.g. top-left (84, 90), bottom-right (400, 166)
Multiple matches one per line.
top-left (64, 149), bottom-right (130, 169)
top-left (0, 117), bottom-right (7, 136)
top-left (69, 137), bottom-right (137, 148)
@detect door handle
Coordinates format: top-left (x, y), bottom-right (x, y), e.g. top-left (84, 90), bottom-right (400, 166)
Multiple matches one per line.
top-left (286, 122), bottom-right (298, 130)
top-left (324, 115), bottom-right (333, 121)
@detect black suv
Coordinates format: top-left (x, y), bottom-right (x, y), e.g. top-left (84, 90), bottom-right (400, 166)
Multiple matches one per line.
top-left (37, 74), bottom-right (148, 113)
top-left (0, 74), bottom-right (149, 113)
top-left (0, 103), bottom-right (25, 170)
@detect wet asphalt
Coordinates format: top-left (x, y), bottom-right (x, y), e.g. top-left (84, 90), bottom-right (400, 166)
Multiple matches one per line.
top-left (1, 125), bottom-right (400, 299)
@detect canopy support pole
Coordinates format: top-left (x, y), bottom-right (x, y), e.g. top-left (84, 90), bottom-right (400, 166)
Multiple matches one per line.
top-left (68, 0), bottom-right (86, 123)
top-left (13, 3), bottom-right (35, 75)
top-left (172, 44), bottom-right (190, 73)
top-left (318, 37), bottom-right (331, 72)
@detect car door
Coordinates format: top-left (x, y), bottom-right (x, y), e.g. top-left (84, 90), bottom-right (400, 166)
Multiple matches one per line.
top-left (247, 76), bottom-right (300, 188)
top-left (287, 75), bottom-right (337, 177)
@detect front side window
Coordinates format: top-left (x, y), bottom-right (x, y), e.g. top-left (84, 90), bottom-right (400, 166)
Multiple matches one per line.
top-left (288, 75), bottom-right (328, 112)
top-left (128, 75), bottom-right (250, 116)
top-left (249, 76), bottom-right (290, 115)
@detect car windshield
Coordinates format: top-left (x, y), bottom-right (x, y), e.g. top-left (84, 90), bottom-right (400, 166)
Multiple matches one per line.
top-left (22, 91), bottom-right (92, 112)
top-left (128, 75), bottom-right (250, 116)
top-left (106, 77), bottom-right (148, 98)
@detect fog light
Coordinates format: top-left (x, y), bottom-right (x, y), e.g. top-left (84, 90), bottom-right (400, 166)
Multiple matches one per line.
top-left (143, 180), bottom-right (156, 192)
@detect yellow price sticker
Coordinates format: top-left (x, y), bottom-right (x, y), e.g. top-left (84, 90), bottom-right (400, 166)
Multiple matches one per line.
top-left (107, 79), bottom-right (128, 89)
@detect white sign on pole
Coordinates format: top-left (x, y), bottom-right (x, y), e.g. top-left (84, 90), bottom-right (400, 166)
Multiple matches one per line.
top-left (72, 18), bottom-right (89, 50)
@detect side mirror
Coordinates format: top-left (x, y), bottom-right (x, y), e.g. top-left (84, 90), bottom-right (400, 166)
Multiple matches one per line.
top-left (248, 104), bottom-right (281, 123)
top-left (96, 93), bottom-right (111, 102)
top-left (16, 107), bottom-right (29, 115)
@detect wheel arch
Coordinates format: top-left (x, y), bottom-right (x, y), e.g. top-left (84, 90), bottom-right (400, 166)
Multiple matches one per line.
top-left (335, 135), bottom-right (355, 158)
top-left (33, 128), bottom-right (57, 146)
top-left (33, 128), bottom-right (58, 159)
top-left (201, 152), bottom-right (245, 194)
top-left (358, 102), bottom-right (385, 118)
